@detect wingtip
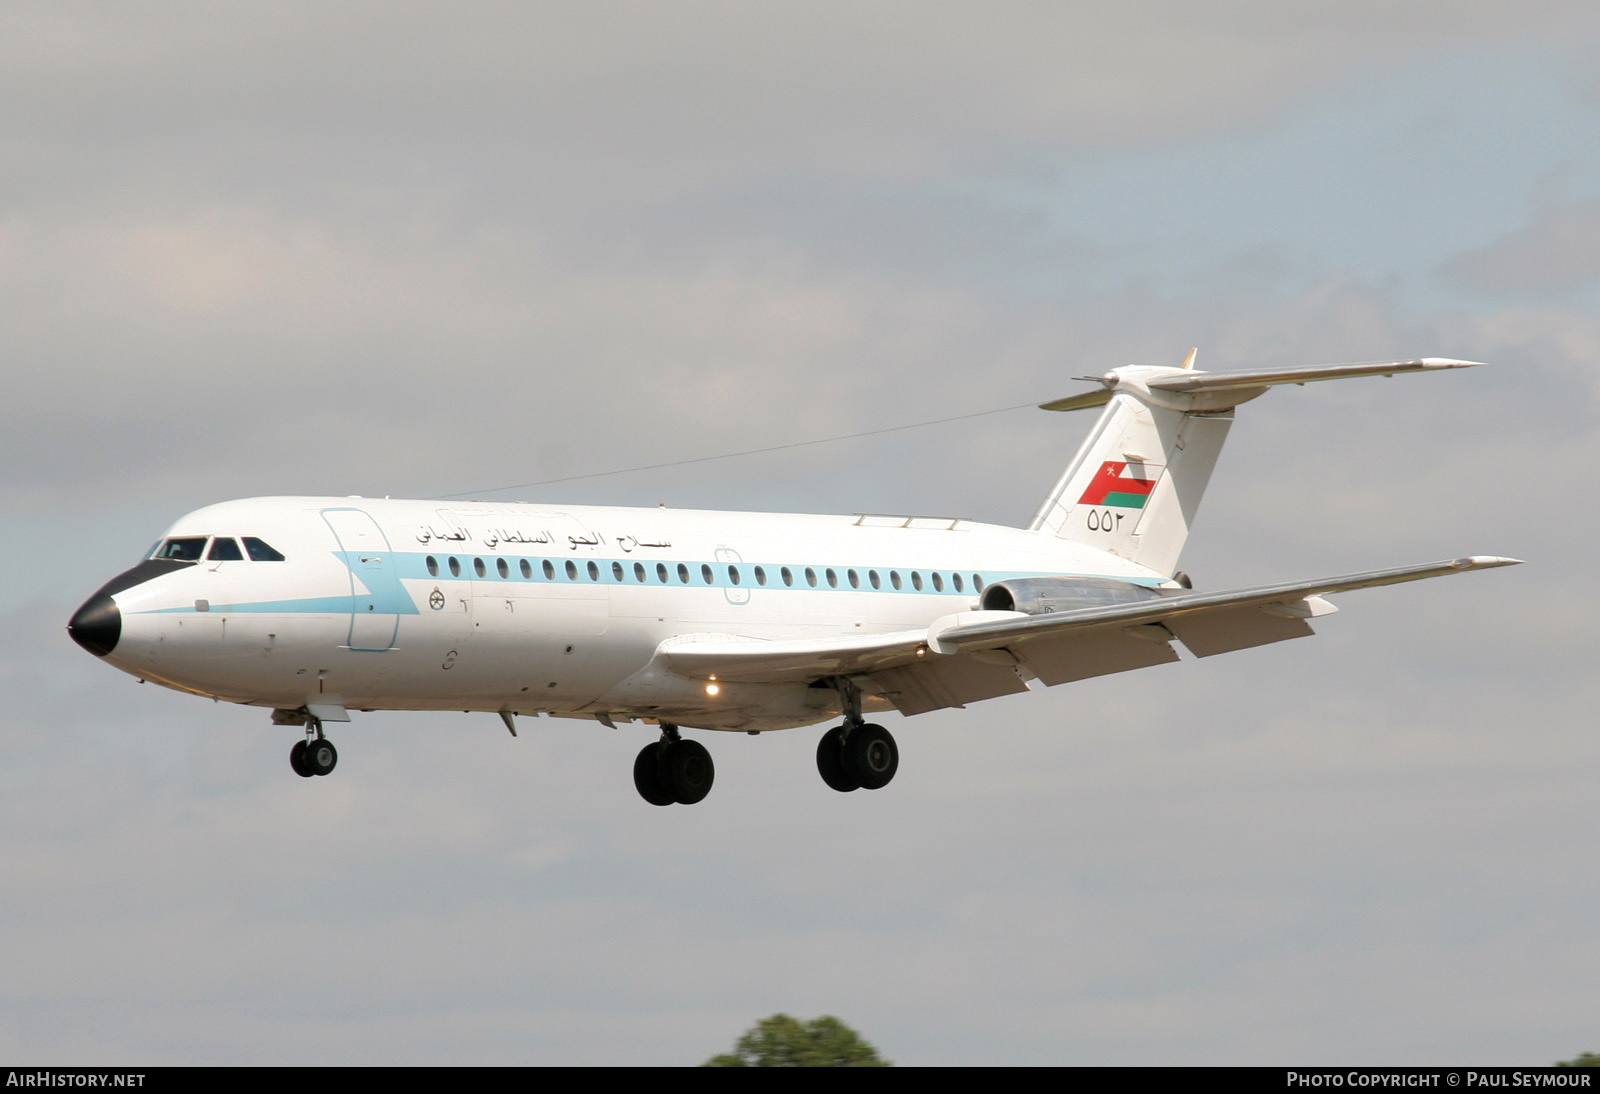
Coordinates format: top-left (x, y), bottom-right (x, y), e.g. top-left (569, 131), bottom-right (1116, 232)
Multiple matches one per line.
top-left (1419, 358), bottom-right (1488, 368)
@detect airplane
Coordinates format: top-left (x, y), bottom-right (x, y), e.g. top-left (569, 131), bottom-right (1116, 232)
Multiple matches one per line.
top-left (66, 353), bottom-right (1518, 805)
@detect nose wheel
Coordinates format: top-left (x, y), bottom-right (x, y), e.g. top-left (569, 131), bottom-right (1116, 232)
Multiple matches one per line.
top-left (289, 723), bottom-right (338, 778)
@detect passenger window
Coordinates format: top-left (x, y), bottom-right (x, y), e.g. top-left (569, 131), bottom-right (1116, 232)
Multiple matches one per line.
top-left (890, 571), bottom-right (902, 590)
top-left (754, 566), bottom-right (767, 586)
top-left (497, 558), bottom-right (509, 578)
top-left (869, 570), bottom-right (881, 589)
top-left (931, 572), bottom-right (944, 592)
top-left (781, 566), bottom-right (793, 587)
top-left (157, 537), bottom-right (208, 562)
top-left (612, 561), bottom-right (624, 581)
top-left (587, 561), bottom-right (600, 581)
top-left (847, 569), bottom-right (860, 588)
top-left (701, 564), bottom-right (714, 585)
top-left (728, 565), bottom-right (740, 586)
top-left (825, 568), bottom-right (838, 588)
top-left (805, 567), bottom-right (817, 588)
top-left (634, 562), bottom-right (647, 582)
top-left (520, 559), bottom-right (533, 579)
top-left (207, 537), bottom-right (243, 561)
top-left (973, 574), bottom-right (984, 592)
top-left (953, 573), bottom-right (964, 593)
top-left (565, 560), bottom-right (578, 580)
top-left (426, 556), bottom-right (439, 577)
top-left (474, 558), bottom-right (486, 577)
top-left (448, 557), bottom-right (461, 577)
top-left (911, 571), bottom-right (923, 591)
top-left (657, 563), bottom-right (669, 583)
top-left (242, 537), bottom-right (285, 562)
top-left (543, 559), bottom-right (556, 579)
top-left (678, 563), bottom-right (690, 584)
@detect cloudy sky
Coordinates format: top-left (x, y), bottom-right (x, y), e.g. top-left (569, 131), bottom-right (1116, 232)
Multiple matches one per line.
top-left (4, 1), bottom-right (1597, 1066)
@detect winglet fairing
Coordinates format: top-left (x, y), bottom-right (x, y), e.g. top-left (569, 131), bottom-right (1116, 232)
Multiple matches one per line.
top-left (67, 351), bottom-right (1516, 805)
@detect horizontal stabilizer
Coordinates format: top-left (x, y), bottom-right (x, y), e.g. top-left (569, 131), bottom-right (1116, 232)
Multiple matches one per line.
top-left (1146, 357), bottom-right (1483, 394)
top-left (1037, 388), bottom-right (1115, 413)
top-left (1039, 357), bottom-right (1483, 411)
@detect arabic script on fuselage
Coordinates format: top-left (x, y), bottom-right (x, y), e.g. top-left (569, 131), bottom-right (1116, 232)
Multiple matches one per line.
top-left (415, 523), bottom-right (671, 553)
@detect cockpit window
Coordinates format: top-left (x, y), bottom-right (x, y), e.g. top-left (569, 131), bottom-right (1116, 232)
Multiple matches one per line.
top-left (242, 537), bottom-right (286, 562)
top-left (155, 537), bottom-right (208, 562)
top-left (207, 537), bottom-right (244, 561)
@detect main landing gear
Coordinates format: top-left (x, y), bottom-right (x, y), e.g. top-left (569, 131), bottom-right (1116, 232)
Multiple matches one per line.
top-left (815, 676), bottom-right (898, 793)
top-left (816, 721), bottom-right (898, 792)
top-left (288, 719), bottom-right (338, 778)
top-left (634, 724), bottom-right (714, 806)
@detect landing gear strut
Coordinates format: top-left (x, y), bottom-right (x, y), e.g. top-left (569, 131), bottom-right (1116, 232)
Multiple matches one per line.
top-left (633, 724), bottom-right (715, 806)
top-left (816, 677), bottom-right (898, 792)
top-left (287, 715), bottom-right (338, 778)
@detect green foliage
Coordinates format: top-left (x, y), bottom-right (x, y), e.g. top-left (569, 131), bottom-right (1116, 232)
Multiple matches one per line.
top-left (702, 1013), bottom-right (890, 1067)
top-left (1557, 1052), bottom-right (1600, 1067)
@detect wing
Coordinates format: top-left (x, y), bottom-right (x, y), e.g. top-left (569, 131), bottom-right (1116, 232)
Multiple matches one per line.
top-left (654, 556), bottom-right (1520, 716)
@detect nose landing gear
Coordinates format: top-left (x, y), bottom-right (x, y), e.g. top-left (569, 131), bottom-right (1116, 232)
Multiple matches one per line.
top-left (285, 714), bottom-right (338, 778)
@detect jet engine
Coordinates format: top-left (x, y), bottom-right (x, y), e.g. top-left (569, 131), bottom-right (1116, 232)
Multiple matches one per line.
top-left (977, 576), bottom-right (1177, 616)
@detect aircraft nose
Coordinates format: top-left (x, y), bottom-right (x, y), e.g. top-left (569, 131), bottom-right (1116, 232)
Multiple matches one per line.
top-left (68, 594), bottom-right (121, 657)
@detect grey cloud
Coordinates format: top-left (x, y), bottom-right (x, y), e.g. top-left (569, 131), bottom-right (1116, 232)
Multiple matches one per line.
top-left (2, 1), bottom-right (1590, 219)
top-left (11, 1), bottom-right (1600, 1067)
top-left (1440, 196), bottom-right (1600, 295)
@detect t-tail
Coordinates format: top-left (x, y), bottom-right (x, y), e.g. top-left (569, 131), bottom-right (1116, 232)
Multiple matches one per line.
top-left (1027, 352), bottom-right (1484, 577)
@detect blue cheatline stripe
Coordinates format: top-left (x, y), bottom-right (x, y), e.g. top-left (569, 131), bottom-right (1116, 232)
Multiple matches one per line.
top-left (129, 551), bottom-right (1167, 616)
top-left (139, 595), bottom-right (357, 615)
top-left (397, 550), bottom-right (1165, 592)
top-left (332, 551), bottom-right (420, 614)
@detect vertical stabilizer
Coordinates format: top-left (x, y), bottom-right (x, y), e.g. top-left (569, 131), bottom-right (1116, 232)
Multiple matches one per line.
top-left (1029, 354), bottom-right (1484, 577)
top-left (1028, 379), bottom-right (1231, 576)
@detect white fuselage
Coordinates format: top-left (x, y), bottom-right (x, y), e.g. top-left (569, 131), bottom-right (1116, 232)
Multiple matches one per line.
top-left (97, 495), bottom-right (1166, 731)
top-left (69, 358), bottom-right (1501, 801)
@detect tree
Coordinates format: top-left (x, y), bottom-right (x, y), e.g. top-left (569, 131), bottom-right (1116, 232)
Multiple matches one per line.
top-left (1557, 1053), bottom-right (1600, 1067)
top-left (702, 1013), bottom-right (891, 1067)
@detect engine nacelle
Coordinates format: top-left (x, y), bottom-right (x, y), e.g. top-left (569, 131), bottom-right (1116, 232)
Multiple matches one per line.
top-left (978, 576), bottom-right (1175, 616)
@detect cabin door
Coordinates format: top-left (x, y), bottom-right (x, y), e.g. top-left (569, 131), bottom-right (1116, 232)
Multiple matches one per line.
top-left (322, 508), bottom-right (402, 652)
